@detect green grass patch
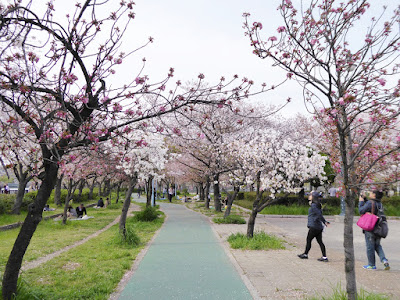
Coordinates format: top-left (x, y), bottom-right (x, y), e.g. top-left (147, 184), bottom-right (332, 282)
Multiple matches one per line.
top-left (0, 202), bottom-right (125, 275)
top-left (213, 215), bottom-right (246, 224)
top-left (227, 232), bottom-right (285, 250)
top-left (259, 205), bottom-right (310, 215)
top-left (0, 211), bottom-right (28, 226)
top-left (1, 210), bottom-right (164, 299)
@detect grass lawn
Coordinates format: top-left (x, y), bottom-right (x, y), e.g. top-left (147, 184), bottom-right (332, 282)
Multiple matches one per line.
top-left (0, 212), bottom-right (29, 227)
top-left (1, 206), bottom-right (165, 300)
top-left (0, 203), bottom-right (125, 275)
top-left (227, 232), bottom-right (285, 250)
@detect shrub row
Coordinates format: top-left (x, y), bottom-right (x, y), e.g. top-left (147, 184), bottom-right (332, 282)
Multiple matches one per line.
top-left (0, 188), bottom-right (99, 214)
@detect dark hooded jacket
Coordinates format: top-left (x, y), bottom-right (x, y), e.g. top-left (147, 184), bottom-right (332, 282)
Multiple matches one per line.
top-left (359, 198), bottom-right (383, 216)
top-left (307, 202), bottom-right (327, 230)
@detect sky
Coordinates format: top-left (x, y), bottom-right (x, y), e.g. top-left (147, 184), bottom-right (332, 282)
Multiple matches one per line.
top-left (30, 0), bottom-right (399, 117)
top-left (126, 0), bottom-right (307, 116)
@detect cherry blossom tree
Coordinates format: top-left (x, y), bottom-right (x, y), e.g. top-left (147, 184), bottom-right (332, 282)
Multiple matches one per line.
top-left (170, 101), bottom-right (272, 211)
top-left (244, 0), bottom-right (400, 298)
top-left (111, 131), bottom-right (169, 235)
top-left (232, 129), bottom-right (326, 237)
top-left (0, 121), bottom-right (41, 214)
top-left (0, 1), bottom-right (263, 298)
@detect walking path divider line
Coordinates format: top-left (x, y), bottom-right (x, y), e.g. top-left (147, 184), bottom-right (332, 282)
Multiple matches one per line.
top-left (21, 204), bottom-right (138, 271)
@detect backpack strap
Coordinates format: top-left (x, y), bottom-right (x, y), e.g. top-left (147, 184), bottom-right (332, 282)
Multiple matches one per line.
top-left (370, 200), bottom-right (375, 215)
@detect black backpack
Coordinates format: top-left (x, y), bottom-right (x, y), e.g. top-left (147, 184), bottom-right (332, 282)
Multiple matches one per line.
top-left (373, 201), bottom-right (389, 238)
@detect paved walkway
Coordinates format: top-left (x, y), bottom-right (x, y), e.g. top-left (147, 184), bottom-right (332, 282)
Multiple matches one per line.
top-left (113, 201), bottom-right (400, 299)
top-left (212, 212), bottom-right (400, 299)
top-left (117, 203), bottom-right (252, 300)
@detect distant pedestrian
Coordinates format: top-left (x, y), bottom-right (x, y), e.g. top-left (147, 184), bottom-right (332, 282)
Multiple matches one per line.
top-left (359, 190), bottom-right (390, 270)
top-left (328, 187), bottom-right (336, 197)
top-left (168, 186), bottom-right (174, 203)
top-left (163, 187), bottom-right (167, 199)
top-left (137, 186), bottom-right (142, 198)
top-left (4, 184), bottom-right (9, 194)
top-left (298, 191), bottom-right (330, 262)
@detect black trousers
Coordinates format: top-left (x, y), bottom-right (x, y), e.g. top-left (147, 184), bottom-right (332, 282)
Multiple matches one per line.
top-left (304, 227), bottom-right (326, 257)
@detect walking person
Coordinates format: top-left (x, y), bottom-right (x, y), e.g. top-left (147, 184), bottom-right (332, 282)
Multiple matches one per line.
top-left (137, 186), bottom-right (142, 198)
top-left (359, 190), bottom-right (390, 270)
top-left (298, 191), bottom-right (330, 261)
top-left (168, 186), bottom-right (174, 203)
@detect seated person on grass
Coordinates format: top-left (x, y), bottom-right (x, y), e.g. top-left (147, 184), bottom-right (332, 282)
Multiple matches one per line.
top-left (96, 198), bottom-right (104, 208)
top-left (67, 206), bottom-right (77, 218)
top-left (76, 203), bottom-right (87, 218)
top-left (43, 204), bottom-right (55, 211)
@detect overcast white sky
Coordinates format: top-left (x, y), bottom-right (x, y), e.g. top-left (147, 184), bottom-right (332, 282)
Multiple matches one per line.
top-left (128, 0), bottom-right (307, 116)
top-left (34, 0), bottom-right (398, 116)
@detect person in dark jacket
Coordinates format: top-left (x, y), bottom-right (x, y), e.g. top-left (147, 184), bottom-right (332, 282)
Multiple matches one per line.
top-left (298, 192), bottom-right (330, 261)
top-left (96, 198), bottom-right (104, 208)
top-left (76, 203), bottom-right (87, 218)
top-left (359, 190), bottom-right (390, 270)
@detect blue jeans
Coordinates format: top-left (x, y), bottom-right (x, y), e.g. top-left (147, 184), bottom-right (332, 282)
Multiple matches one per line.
top-left (364, 231), bottom-right (387, 266)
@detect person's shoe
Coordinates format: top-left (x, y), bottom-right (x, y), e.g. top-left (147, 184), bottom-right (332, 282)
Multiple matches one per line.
top-left (317, 257), bottom-right (328, 262)
top-left (362, 265), bottom-right (376, 270)
top-left (298, 253), bottom-right (308, 259)
top-left (383, 260), bottom-right (390, 270)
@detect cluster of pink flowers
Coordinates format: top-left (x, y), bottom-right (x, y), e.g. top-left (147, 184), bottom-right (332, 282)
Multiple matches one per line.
top-left (63, 73), bottom-right (78, 84)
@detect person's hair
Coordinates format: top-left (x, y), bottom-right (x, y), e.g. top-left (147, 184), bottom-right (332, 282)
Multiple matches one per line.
top-left (373, 190), bottom-right (384, 200)
top-left (80, 203), bottom-right (84, 206)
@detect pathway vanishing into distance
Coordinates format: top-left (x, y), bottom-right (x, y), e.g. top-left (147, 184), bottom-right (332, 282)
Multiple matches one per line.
top-left (116, 202), bottom-right (253, 300)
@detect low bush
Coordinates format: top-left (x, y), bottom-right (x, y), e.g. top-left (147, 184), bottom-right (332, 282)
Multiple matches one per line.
top-left (133, 206), bottom-right (159, 222)
top-left (227, 232), bottom-right (285, 250)
top-left (0, 194), bottom-right (32, 214)
top-left (213, 215), bottom-right (246, 224)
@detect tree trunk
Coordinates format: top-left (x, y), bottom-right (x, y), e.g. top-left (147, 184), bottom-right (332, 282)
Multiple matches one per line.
top-left (199, 183), bottom-right (205, 201)
top-left (224, 186), bottom-right (239, 218)
top-left (2, 162), bottom-right (58, 300)
top-left (119, 176), bottom-right (137, 237)
top-left (98, 181), bottom-right (102, 197)
top-left (247, 208), bottom-right (258, 238)
top-left (116, 182), bottom-right (121, 203)
top-left (205, 176), bottom-right (210, 209)
top-left (76, 179), bottom-right (85, 202)
top-left (344, 187), bottom-right (357, 300)
top-left (103, 179), bottom-right (111, 196)
top-left (298, 187), bottom-right (305, 205)
top-left (338, 119), bottom-right (357, 300)
top-left (11, 173), bottom-right (32, 215)
top-left (146, 176), bottom-right (153, 207)
top-left (54, 174), bottom-right (63, 206)
top-left (247, 171), bottom-right (262, 238)
top-left (213, 174), bottom-right (221, 212)
top-left (62, 178), bottom-right (76, 225)
top-left (88, 178), bottom-right (96, 200)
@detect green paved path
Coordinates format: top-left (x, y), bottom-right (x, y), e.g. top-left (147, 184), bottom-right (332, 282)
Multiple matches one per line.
top-left (118, 203), bottom-right (252, 299)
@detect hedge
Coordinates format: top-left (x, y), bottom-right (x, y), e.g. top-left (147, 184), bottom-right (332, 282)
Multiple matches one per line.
top-left (0, 188), bottom-right (99, 214)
